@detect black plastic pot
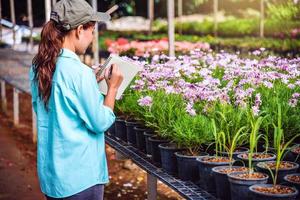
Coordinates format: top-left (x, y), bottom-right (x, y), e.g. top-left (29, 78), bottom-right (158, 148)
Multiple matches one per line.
top-left (284, 173), bottom-right (300, 199)
top-left (290, 145), bottom-right (300, 172)
top-left (107, 122), bottom-right (116, 137)
top-left (237, 153), bottom-right (276, 169)
top-left (148, 136), bottom-right (169, 166)
top-left (125, 120), bottom-right (142, 147)
top-left (115, 117), bottom-right (127, 142)
top-left (256, 161), bottom-right (299, 184)
top-left (263, 144), bottom-right (294, 162)
top-left (158, 143), bottom-right (185, 175)
top-left (219, 147), bottom-right (249, 161)
top-left (143, 130), bottom-right (156, 157)
top-left (134, 126), bottom-right (147, 153)
top-left (228, 171), bottom-right (269, 200)
top-left (175, 151), bottom-right (208, 183)
top-left (197, 156), bottom-right (234, 193)
top-left (212, 166), bottom-right (248, 200)
top-left (249, 184), bottom-right (298, 200)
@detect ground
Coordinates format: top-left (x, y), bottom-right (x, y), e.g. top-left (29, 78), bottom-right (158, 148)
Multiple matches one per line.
top-left (0, 84), bottom-right (183, 200)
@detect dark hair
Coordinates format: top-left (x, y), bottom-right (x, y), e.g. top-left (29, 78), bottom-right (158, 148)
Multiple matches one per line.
top-left (32, 20), bottom-right (95, 109)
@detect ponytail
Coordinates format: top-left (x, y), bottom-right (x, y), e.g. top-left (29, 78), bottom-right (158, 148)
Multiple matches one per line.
top-left (32, 20), bottom-right (68, 108)
top-left (32, 20), bottom-right (95, 109)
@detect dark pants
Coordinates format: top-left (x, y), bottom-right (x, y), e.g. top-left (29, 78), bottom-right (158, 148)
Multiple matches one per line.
top-left (46, 184), bottom-right (104, 200)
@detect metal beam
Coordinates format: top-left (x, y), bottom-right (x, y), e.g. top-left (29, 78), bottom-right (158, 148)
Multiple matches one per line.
top-left (213, 0), bottom-right (218, 37)
top-left (27, 0), bottom-right (34, 51)
top-left (148, 0), bottom-right (154, 34)
top-left (91, 0), bottom-right (99, 65)
top-left (45, 0), bottom-right (51, 22)
top-left (51, 0), bottom-right (56, 7)
top-left (260, 0), bottom-right (264, 38)
top-left (13, 87), bottom-right (19, 126)
top-left (167, 0), bottom-right (175, 57)
top-left (1, 80), bottom-right (7, 113)
top-left (0, 0), bottom-right (2, 41)
top-left (147, 173), bottom-right (157, 200)
top-left (9, 0), bottom-right (16, 48)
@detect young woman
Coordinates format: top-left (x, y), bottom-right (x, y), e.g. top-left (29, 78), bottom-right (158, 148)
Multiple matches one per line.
top-left (29, 0), bottom-right (123, 199)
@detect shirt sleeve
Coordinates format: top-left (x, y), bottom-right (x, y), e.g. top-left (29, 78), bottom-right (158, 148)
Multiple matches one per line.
top-left (70, 69), bottom-right (116, 134)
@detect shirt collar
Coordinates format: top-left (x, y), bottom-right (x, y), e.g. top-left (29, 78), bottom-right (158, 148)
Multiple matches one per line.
top-left (59, 48), bottom-right (81, 61)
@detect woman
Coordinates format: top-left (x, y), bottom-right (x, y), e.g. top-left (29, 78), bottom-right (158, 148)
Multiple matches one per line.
top-left (29, 0), bottom-right (123, 199)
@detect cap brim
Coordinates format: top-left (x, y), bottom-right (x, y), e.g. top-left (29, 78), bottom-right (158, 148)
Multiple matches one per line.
top-left (91, 12), bottom-right (111, 22)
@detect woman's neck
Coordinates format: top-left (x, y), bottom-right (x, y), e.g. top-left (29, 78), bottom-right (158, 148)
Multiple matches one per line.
top-left (62, 36), bottom-right (76, 52)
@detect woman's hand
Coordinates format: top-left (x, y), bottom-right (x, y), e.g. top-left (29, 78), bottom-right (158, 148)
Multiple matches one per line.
top-left (103, 64), bottom-right (123, 110)
top-left (104, 64), bottom-right (123, 90)
top-left (93, 66), bottom-right (105, 83)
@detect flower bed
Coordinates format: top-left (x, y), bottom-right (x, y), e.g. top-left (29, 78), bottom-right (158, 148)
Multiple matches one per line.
top-left (116, 49), bottom-right (300, 149)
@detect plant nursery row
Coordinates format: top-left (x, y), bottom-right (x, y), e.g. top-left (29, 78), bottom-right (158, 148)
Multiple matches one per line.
top-left (110, 49), bottom-right (300, 200)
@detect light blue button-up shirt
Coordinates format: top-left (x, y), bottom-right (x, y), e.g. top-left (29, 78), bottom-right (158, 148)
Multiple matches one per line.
top-left (30, 48), bottom-right (115, 198)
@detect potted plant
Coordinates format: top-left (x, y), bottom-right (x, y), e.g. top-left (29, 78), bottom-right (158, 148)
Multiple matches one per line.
top-left (284, 173), bottom-right (300, 199)
top-left (249, 103), bottom-right (300, 200)
top-left (173, 113), bottom-right (213, 183)
top-left (197, 117), bottom-right (241, 193)
top-left (228, 114), bottom-right (269, 200)
top-left (210, 105), bottom-right (249, 199)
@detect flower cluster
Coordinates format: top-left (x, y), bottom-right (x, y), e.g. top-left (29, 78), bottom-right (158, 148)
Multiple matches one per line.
top-left (106, 38), bottom-right (210, 56)
top-left (127, 49), bottom-right (300, 116)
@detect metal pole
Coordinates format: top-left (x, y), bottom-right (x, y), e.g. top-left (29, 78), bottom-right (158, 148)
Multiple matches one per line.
top-left (1, 80), bottom-right (7, 113)
top-left (213, 0), bottom-right (218, 37)
top-left (32, 108), bottom-right (37, 143)
top-left (167, 0), bottom-right (175, 57)
top-left (178, 0), bottom-right (182, 34)
top-left (51, 0), bottom-right (56, 7)
top-left (9, 0), bottom-right (16, 48)
top-left (178, 0), bottom-right (182, 17)
top-left (13, 87), bottom-right (19, 126)
top-left (148, 0), bottom-right (154, 35)
top-left (91, 0), bottom-right (99, 64)
top-left (27, 0), bottom-right (34, 51)
top-left (147, 173), bottom-right (157, 200)
top-left (45, 0), bottom-right (51, 22)
top-left (0, 0), bottom-right (2, 41)
top-left (260, 0), bottom-right (264, 38)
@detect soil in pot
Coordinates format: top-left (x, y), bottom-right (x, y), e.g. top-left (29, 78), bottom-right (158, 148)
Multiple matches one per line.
top-left (256, 161), bottom-right (299, 184)
top-left (212, 166), bottom-right (248, 200)
top-left (228, 171), bottom-right (269, 200)
top-left (175, 151), bottom-right (208, 183)
top-left (197, 156), bottom-right (234, 193)
top-left (125, 120), bottom-right (143, 147)
top-left (159, 143), bottom-right (185, 175)
top-left (143, 129), bottom-right (156, 157)
top-left (237, 153), bottom-right (276, 168)
top-left (284, 173), bottom-right (300, 199)
top-left (249, 184), bottom-right (298, 200)
top-left (148, 136), bottom-right (169, 166)
top-left (219, 147), bottom-right (249, 165)
top-left (115, 117), bottom-right (127, 142)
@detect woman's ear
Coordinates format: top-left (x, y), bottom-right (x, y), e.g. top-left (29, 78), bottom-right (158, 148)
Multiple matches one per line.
top-left (75, 25), bottom-right (84, 39)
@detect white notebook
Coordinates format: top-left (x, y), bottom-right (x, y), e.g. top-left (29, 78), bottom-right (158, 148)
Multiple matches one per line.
top-left (97, 54), bottom-right (143, 100)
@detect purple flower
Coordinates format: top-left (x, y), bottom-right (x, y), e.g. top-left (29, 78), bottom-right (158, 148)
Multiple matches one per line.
top-left (186, 103), bottom-right (196, 116)
top-left (138, 96), bottom-right (153, 107)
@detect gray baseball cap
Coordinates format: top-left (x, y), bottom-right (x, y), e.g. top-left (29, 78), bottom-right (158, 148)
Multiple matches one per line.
top-left (50, 0), bottom-right (111, 30)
